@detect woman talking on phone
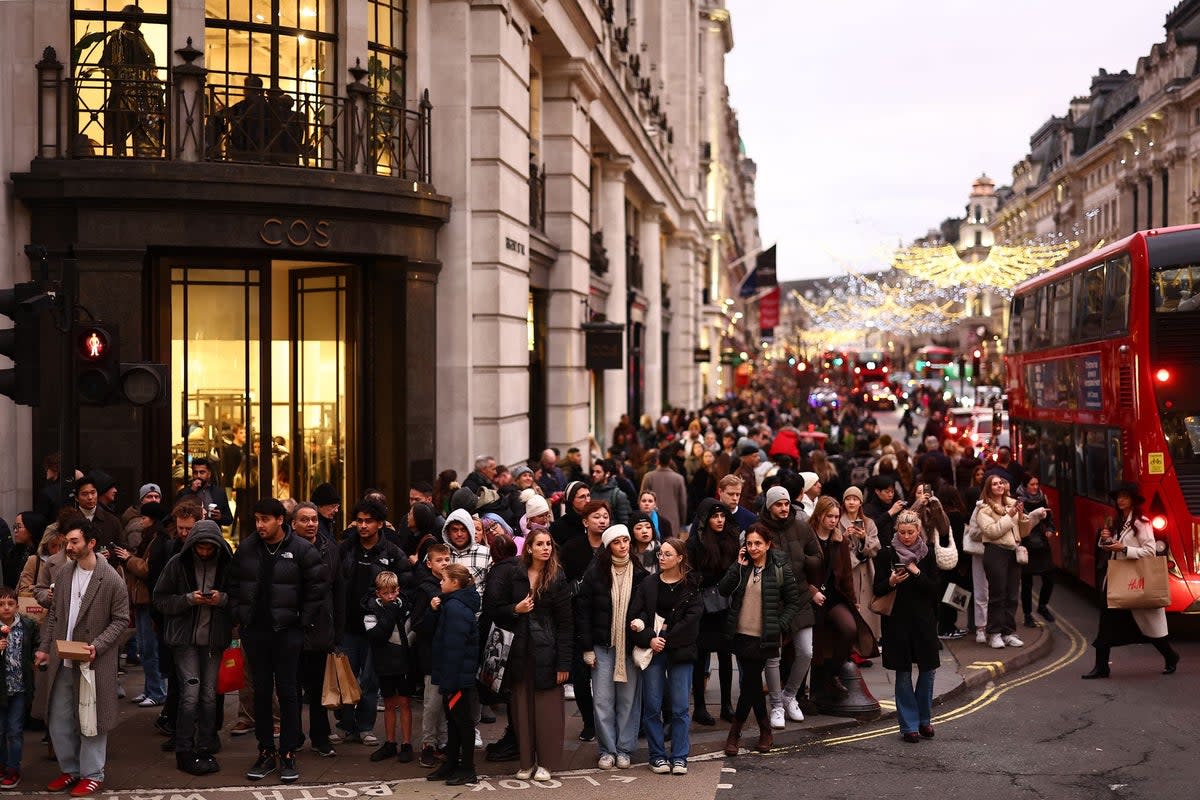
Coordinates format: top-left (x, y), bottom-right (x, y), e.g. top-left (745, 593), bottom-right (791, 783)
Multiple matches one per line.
top-left (1081, 483), bottom-right (1180, 679)
top-left (484, 527), bottom-right (573, 781)
top-left (872, 511), bottom-right (939, 742)
top-left (717, 525), bottom-right (801, 756)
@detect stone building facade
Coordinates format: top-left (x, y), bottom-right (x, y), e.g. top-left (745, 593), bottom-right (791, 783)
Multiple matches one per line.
top-left (0, 0), bottom-right (761, 517)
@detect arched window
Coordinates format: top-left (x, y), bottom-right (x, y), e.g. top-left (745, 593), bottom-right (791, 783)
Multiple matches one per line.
top-left (71, 1), bottom-right (170, 158)
top-left (203, 1), bottom-right (337, 166)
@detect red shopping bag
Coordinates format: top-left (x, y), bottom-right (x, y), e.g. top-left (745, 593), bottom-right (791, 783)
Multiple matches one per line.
top-left (217, 641), bottom-right (246, 694)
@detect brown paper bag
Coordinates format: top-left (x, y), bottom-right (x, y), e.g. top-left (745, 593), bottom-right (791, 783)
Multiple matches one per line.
top-left (321, 653), bottom-right (342, 709)
top-left (1106, 556), bottom-right (1170, 609)
top-left (332, 652), bottom-right (362, 706)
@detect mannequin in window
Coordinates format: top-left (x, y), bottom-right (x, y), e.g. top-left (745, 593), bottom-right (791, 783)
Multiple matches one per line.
top-left (99, 5), bottom-right (164, 157)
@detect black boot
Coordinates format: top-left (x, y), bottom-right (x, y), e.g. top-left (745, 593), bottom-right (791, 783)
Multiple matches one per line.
top-left (1153, 638), bottom-right (1180, 674)
top-left (1081, 646), bottom-right (1110, 679)
top-left (176, 751), bottom-right (206, 776)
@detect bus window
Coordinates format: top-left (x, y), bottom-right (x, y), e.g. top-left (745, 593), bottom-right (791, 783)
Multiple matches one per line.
top-left (1039, 424), bottom-right (1060, 487)
top-left (1077, 428), bottom-right (1110, 500)
top-left (1108, 429), bottom-right (1124, 487)
top-left (1028, 287), bottom-right (1047, 349)
top-left (1073, 263), bottom-right (1105, 339)
top-left (1018, 422), bottom-right (1041, 479)
top-left (1009, 295), bottom-right (1024, 352)
top-left (1050, 279), bottom-right (1073, 346)
top-left (1104, 252), bottom-right (1130, 329)
top-left (1152, 264), bottom-right (1200, 313)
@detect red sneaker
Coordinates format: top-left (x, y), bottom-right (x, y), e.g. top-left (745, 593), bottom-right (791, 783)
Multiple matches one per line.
top-left (70, 778), bottom-right (104, 796)
top-left (0, 769), bottom-right (20, 789)
top-left (46, 773), bottom-right (80, 791)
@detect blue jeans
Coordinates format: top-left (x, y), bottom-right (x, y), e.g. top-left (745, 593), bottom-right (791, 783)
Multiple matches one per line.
top-left (136, 606), bottom-right (167, 702)
top-left (641, 653), bottom-right (692, 764)
top-left (336, 632), bottom-right (378, 735)
top-left (0, 693), bottom-right (25, 770)
top-left (894, 668), bottom-right (935, 734)
top-left (591, 646), bottom-right (642, 758)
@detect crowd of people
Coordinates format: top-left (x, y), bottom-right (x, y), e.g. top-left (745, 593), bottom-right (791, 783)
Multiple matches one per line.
top-left (0, 384), bottom-right (1179, 793)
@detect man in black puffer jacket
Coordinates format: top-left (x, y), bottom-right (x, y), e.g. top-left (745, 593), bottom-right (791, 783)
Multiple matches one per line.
top-left (228, 498), bottom-right (328, 785)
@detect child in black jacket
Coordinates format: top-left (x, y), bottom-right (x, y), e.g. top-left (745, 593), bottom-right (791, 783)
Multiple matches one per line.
top-left (363, 571), bottom-right (416, 762)
top-left (427, 563), bottom-right (481, 786)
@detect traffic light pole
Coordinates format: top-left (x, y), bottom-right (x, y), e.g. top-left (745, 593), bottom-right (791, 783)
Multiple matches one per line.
top-left (59, 253), bottom-right (78, 504)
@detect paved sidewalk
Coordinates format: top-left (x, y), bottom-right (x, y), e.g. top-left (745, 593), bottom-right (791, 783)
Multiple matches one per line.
top-left (15, 616), bottom-right (1054, 792)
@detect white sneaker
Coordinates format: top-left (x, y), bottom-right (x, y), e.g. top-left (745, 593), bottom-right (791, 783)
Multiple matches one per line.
top-left (769, 707), bottom-right (786, 729)
top-left (360, 732), bottom-right (379, 745)
top-left (598, 753), bottom-right (615, 770)
top-left (516, 766), bottom-right (536, 780)
top-left (671, 761), bottom-right (688, 775)
top-left (975, 629), bottom-right (987, 644)
top-left (533, 766), bottom-right (551, 782)
top-left (989, 634), bottom-right (1005, 649)
top-left (563, 683), bottom-right (575, 701)
top-left (1003, 634), bottom-right (1025, 647)
top-left (616, 754), bottom-right (631, 769)
top-left (475, 729), bottom-right (483, 748)
top-left (781, 692), bottom-right (805, 722)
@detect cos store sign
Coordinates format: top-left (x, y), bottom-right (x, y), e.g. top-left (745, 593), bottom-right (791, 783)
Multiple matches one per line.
top-left (260, 218), bottom-right (332, 248)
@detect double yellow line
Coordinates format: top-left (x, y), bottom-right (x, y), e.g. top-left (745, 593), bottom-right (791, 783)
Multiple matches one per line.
top-left (813, 612), bottom-right (1089, 748)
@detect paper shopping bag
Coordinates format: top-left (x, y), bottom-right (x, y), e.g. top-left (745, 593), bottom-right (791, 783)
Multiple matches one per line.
top-left (321, 653), bottom-right (342, 708)
top-left (216, 640), bottom-right (245, 695)
top-left (332, 651), bottom-right (362, 706)
top-left (1106, 556), bottom-right (1170, 609)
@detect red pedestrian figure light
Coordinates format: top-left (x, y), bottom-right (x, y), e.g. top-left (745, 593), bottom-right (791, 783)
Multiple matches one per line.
top-left (87, 332), bottom-right (102, 358)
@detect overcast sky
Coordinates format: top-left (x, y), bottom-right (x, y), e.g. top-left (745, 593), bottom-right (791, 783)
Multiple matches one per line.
top-left (724, 0), bottom-right (1175, 281)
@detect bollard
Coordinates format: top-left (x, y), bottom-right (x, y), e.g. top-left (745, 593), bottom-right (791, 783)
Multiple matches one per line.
top-left (815, 660), bottom-right (881, 720)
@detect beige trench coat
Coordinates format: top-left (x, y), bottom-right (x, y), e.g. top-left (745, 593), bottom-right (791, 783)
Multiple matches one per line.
top-left (37, 555), bottom-right (131, 734)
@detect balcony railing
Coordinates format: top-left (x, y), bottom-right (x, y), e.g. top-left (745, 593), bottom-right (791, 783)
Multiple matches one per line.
top-left (34, 44), bottom-right (432, 185)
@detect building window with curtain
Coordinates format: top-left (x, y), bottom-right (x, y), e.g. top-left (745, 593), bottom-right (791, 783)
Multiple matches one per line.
top-left (71, 1), bottom-right (170, 158)
top-left (203, 0), bottom-right (338, 167)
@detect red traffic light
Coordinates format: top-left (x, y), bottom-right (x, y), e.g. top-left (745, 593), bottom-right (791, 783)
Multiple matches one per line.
top-left (78, 327), bottom-right (109, 362)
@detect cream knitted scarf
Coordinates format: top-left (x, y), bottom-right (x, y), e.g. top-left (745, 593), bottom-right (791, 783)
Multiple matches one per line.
top-left (610, 554), bottom-right (633, 683)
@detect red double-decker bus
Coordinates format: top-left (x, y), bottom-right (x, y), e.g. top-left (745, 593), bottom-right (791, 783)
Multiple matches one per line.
top-left (1005, 225), bottom-right (1200, 613)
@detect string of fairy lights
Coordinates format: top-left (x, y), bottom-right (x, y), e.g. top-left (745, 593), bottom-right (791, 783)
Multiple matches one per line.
top-left (789, 234), bottom-right (1079, 349)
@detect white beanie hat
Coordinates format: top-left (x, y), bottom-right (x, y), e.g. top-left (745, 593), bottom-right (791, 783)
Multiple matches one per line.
top-left (800, 471), bottom-right (820, 494)
top-left (525, 494), bottom-right (551, 519)
top-left (601, 524), bottom-right (631, 550)
top-left (764, 485), bottom-right (791, 509)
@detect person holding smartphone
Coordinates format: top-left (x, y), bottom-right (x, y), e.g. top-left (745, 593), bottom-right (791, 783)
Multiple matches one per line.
top-left (872, 511), bottom-right (939, 743)
top-left (839, 488), bottom-right (881, 648)
top-left (151, 520), bottom-right (234, 775)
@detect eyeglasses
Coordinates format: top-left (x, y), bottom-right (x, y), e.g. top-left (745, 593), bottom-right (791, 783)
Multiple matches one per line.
top-left (657, 551), bottom-right (678, 559)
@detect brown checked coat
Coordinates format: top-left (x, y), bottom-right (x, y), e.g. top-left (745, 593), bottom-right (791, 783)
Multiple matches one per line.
top-left (38, 555), bottom-right (131, 734)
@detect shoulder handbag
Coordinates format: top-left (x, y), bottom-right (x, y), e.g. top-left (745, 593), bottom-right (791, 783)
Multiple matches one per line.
top-left (962, 508), bottom-right (985, 556)
top-left (868, 590), bottom-right (896, 616)
top-left (477, 623), bottom-right (515, 692)
top-left (934, 533), bottom-right (958, 571)
top-left (701, 583), bottom-right (730, 613)
top-left (1014, 545), bottom-right (1029, 565)
top-left (632, 613), bottom-right (665, 671)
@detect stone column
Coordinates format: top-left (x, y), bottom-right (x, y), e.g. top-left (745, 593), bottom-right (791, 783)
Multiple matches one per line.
top-left (465, 0), bottom-right (533, 466)
top-left (640, 204), bottom-right (665, 416)
top-left (667, 231), bottom-right (699, 409)
top-left (542, 58), bottom-right (597, 458)
top-left (600, 156), bottom-right (632, 443)
top-left (431, 0), bottom-right (475, 474)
